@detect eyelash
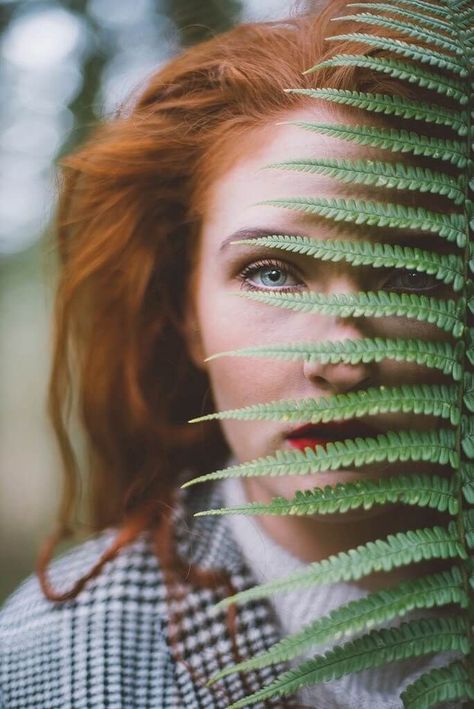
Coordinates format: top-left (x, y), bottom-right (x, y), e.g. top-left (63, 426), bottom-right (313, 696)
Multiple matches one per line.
top-left (237, 258), bottom-right (442, 293)
top-left (237, 258), bottom-right (302, 292)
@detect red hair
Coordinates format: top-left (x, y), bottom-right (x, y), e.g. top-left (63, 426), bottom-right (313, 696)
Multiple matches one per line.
top-left (39, 0), bottom-right (455, 601)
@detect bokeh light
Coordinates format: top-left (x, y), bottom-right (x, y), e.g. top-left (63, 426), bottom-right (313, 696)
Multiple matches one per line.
top-left (0, 5), bottom-right (87, 254)
top-left (0, 0), bottom-right (307, 603)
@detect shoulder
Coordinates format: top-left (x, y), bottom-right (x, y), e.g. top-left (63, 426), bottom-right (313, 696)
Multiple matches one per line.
top-left (1, 528), bottom-right (167, 622)
top-left (0, 530), bottom-right (176, 709)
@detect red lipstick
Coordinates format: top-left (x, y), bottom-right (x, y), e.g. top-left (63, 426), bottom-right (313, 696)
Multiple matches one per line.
top-left (286, 421), bottom-right (379, 451)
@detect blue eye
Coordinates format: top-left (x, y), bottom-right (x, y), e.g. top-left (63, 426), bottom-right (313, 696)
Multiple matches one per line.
top-left (239, 259), bottom-right (301, 291)
top-left (385, 270), bottom-right (440, 292)
top-left (259, 267), bottom-right (290, 287)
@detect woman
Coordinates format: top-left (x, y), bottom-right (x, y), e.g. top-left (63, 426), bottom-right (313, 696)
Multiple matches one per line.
top-left (0, 1), bottom-right (469, 707)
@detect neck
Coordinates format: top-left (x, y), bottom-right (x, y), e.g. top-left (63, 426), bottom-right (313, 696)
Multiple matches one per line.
top-left (242, 477), bottom-right (448, 591)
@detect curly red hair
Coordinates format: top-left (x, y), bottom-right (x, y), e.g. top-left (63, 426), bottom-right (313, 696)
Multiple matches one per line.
top-left (38, 0), bottom-right (453, 604)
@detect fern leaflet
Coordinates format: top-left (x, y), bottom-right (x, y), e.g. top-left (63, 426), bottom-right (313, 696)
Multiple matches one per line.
top-left (210, 567), bottom-right (466, 680)
top-left (238, 289), bottom-right (464, 336)
top-left (190, 383), bottom-right (460, 426)
top-left (227, 618), bottom-right (471, 708)
top-left (206, 337), bottom-right (464, 381)
top-left (284, 123), bottom-right (467, 167)
top-left (401, 660), bottom-right (474, 708)
top-left (265, 158), bottom-right (465, 203)
top-left (182, 429), bottom-right (458, 488)
top-left (326, 33), bottom-right (468, 75)
top-left (196, 474), bottom-right (459, 517)
top-left (287, 89), bottom-right (469, 136)
top-left (233, 234), bottom-right (465, 290)
top-left (333, 13), bottom-right (462, 54)
top-left (259, 196), bottom-right (467, 246)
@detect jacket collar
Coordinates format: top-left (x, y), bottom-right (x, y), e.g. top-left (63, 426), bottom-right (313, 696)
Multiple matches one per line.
top-left (167, 481), bottom-right (301, 707)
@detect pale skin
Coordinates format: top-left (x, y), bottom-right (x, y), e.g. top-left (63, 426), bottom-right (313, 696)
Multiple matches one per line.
top-left (186, 107), bottom-right (454, 587)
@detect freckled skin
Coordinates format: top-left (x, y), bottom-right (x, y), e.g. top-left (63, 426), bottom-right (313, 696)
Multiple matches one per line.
top-left (186, 107), bottom-right (454, 580)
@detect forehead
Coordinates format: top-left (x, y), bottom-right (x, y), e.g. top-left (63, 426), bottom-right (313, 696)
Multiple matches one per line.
top-left (195, 104), bottom-right (457, 267)
top-left (199, 105), bottom-right (407, 245)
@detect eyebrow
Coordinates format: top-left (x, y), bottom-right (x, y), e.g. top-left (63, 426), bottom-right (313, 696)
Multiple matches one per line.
top-left (219, 227), bottom-right (455, 253)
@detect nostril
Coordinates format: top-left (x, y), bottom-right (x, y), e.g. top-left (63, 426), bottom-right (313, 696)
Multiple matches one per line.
top-left (302, 354), bottom-right (373, 394)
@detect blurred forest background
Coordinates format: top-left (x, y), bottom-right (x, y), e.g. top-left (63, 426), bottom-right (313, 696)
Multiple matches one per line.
top-left (0, 0), bottom-right (315, 603)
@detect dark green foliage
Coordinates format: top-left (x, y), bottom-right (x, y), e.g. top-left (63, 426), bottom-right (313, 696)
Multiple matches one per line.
top-left (285, 122), bottom-right (467, 167)
top-left (196, 473), bottom-right (459, 517)
top-left (191, 383), bottom-right (461, 426)
top-left (206, 336), bottom-right (465, 379)
top-left (182, 429), bottom-right (459, 487)
top-left (185, 0), bottom-right (474, 705)
top-left (227, 617), bottom-right (471, 707)
top-left (238, 290), bottom-right (465, 336)
top-left (259, 196), bottom-right (467, 245)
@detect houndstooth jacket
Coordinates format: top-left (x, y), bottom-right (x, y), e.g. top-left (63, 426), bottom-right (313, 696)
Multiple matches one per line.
top-left (0, 482), bottom-right (300, 709)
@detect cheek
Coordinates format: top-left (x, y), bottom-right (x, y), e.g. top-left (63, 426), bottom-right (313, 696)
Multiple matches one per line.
top-left (205, 351), bottom-right (298, 410)
top-left (376, 315), bottom-right (454, 386)
top-left (204, 356), bottom-right (294, 463)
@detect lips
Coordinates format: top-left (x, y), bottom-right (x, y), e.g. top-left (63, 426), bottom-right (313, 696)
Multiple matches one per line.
top-left (286, 421), bottom-right (380, 451)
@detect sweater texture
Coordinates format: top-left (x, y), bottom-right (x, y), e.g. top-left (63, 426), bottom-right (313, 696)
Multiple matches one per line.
top-left (220, 476), bottom-right (458, 709)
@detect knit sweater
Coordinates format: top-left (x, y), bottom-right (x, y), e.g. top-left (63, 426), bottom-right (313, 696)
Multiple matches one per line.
top-left (220, 476), bottom-right (458, 709)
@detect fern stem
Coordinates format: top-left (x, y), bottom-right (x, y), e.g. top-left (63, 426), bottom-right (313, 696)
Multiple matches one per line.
top-left (449, 4), bottom-right (474, 702)
top-left (205, 338), bottom-right (464, 381)
top-left (196, 474), bottom-right (459, 518)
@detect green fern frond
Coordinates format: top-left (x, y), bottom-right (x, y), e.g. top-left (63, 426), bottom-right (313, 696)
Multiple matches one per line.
top-left (304, 55), bottom-right (468, 103)
top-left (462, 463), bottom-right (474, 506)
top-left (461, 415), bottom-right (474, 460)
top-left (454, 0), bottom-right (474, 11)
top-left (286, 89), bottom-right (468, 136)
top-left (233, 235), bottom-right (465, 289)
top-left (351, 0), bottom-right (450, 18)
top-left (459, 9), bottom-right (474, 23)
top-left (196, 474), bottom-right (459, 517)
top-left (332, 13), bottom-right (461, 54)
top-left (210, 567), bottom-right (466, 681)
top-left (264, 158), bottom-right (465, 203)
top-left (283, 122), bottom-right (467, 167)
top-left (215, 522), bottom-right (466, 611)
top-left (205, 337), bottom-right (464, 381)
top-left (182, 429), bottom-right (458, 488)
top-left (345, 4), bottom-right (456, 34)
top-left (259, 196), bottom-right (466, 246)
top-left (458, 0), bottom-right (474, 12)
top-left (238, 290), bottom-right (464, 337)
top-left (463, 372), bottom-right (474, 413)
top-left (401, 660), bottom-right (474, 708)
top-left (458, 10), bottom-right (474, 31)
top-left (227, 617), bottom-right (471, 708)
top-left (189, 2), bottom-right (474, 703)
top-left (326, 33), bottom-right (468, 75)
top-left (190, 383), bottom-right (460, 426)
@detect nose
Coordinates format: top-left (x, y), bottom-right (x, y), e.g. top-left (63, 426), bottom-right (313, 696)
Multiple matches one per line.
top-left (302, 276), bottom-right (373, 394)
top-left (302, 316), bottom-right (373, 393)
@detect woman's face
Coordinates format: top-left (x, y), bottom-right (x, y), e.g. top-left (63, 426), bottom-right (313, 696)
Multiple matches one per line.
top-left (187, 107), bottom-right (452, 504)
